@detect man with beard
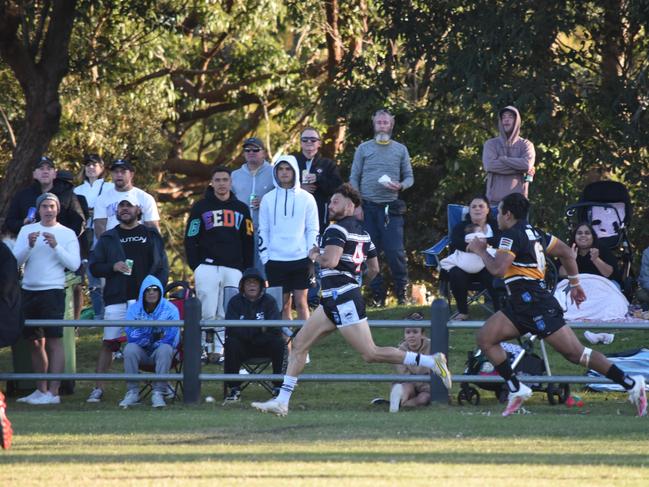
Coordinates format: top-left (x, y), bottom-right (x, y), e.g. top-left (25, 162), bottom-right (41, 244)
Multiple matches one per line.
top-left (87, 193), bottom-right (168, 403)
top-left (251, 184), bottom-right (451, 416)
top-left (482, 106), bottom-right (536, 205)
top-left (93, 158), bottom-right (160, 237)
top-left (350, 109), bottom-right (414, 307)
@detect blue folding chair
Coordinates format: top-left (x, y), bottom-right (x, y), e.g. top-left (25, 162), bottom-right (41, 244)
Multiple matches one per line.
top-left (422, 204), bottom-right (500, 318)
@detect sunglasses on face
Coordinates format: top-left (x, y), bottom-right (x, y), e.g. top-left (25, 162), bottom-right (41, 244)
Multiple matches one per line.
top-left (244, 148), bottom-right (261, 153)
top-left (145, 286), bottom-right (160, 293)
top-left (301, 137), bottom-right (320, 143)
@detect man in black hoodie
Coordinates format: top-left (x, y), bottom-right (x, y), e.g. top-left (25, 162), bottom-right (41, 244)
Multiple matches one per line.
top-left (223, 268), bottom-right (284, 402)
top-left (2, 156), bottom-right (85, 238)
top-left (185, 166), bottom-right (254, 361)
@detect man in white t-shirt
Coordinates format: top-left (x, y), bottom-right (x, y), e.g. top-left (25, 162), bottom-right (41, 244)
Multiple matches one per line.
top-left (93, 158), bottom-right (160, 236)
top-left (12, 193), bottom-right (80, 405)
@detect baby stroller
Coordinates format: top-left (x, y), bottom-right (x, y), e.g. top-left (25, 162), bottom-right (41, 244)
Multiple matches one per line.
top-left (565, 180), bottom-right (634, 297)
top-left (457, 337), bottom-right (570, 406)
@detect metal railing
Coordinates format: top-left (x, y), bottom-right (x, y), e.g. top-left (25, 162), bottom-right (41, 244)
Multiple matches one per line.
top-left (1, 298), bottom-right (645, 404)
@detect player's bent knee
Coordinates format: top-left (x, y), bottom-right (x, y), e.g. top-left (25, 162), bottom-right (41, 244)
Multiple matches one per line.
top-left (579, 347), bottom-right (592, 368)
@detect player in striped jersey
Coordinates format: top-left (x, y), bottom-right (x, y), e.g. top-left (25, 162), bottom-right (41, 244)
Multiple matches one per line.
top-left (468, 193), bottom-right (646, 417)
top-left (252, 183), bottom-right (451, 416)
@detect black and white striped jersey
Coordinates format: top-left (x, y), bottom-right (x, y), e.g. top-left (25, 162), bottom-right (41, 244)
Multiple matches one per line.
top-left (319, 216), bottom-right (377, 298)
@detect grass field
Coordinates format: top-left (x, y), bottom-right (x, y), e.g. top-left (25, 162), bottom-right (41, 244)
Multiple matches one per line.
top-left (2, 303), bottom-right (649, 485)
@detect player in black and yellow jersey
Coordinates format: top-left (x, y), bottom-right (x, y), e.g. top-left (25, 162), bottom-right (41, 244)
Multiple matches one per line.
top-left (468, 193), bottom-right (646, 417)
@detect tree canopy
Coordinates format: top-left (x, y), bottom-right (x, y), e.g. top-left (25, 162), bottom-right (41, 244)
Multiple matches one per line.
top-left (1, 0), bottom-right (647, 282)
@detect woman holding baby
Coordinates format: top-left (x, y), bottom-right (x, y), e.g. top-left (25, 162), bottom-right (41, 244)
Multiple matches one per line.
top-left (446, 196), bottom-right (501, 320)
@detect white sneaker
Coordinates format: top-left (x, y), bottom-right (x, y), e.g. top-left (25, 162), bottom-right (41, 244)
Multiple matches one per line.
top-left (119, 390), bottom-right (140, 408)
top-left (251, 398), bottom-right (289, 416)
top-left (432, 353), bottom-right (453, 391)
top-left (502, 383), bottom-right (533, 417)
top-left (389, 384), bottom-right (403, 413)
top-left (16, 389), bottom-right (44, 403)
top-left (628, 375), bottom-right (647, 417)
top-left (162, 384), bottom-right (176, 399)
top-left (27, 391), bottom-right (60, 405)
top-left (151, 391), bottom-right (166, 408)
top-left (86, 388), bottom-right (103, 403)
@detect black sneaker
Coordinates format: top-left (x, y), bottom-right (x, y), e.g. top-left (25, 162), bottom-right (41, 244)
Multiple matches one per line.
top-left (224, 388), bottom-right (241, 403)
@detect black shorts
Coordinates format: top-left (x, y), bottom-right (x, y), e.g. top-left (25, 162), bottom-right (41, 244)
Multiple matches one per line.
top-left (321, 288), bottom-right (367, 328)
top-left (21, 289), bottom-right (65, 339)
top-left (266, 258), bottom-right (312, 292)
top-left (502, 282), bottom-right (565, 338)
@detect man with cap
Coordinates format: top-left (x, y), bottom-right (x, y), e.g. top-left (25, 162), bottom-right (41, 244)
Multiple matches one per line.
top-left (258, 155), bottom-right (319, 323)
top-left (3, 155), bottom-right (85, 239)
top-left (231, 137), bottom-right (275, 278)
top-left (93, 158), bottom-right (160, 238)
top-left (87, 192), bottom-right (169, 403)
top-left (12, 193), bottom-right (81, 405)
top-left (482, 105), bottom-right (536, 205)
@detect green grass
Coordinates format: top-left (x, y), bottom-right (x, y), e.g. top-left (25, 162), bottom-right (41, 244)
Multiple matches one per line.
top-left (2, 302), bottom-right (649, 485)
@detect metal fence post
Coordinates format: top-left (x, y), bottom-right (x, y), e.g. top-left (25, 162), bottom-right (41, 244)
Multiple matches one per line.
top-left (183, 297), bottom-right (202, 404)
top-left (429, 298), bottom-right (450, 403)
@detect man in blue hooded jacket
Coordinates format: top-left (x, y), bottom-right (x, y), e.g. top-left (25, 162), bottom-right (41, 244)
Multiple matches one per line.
top-left (118, 275), bottom-right (180, 408)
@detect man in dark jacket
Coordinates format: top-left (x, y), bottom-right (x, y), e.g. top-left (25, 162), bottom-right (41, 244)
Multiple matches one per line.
top-left (223, 268), bottom-right (284, 402)
top-left (292, 127), bottom-right (343, 308)
top-left (86, 192), bottom-right (169, 403)
top-left (184, 166), bottom-right (254, 362)
top-left (2, 156), bottom-right (85, 238)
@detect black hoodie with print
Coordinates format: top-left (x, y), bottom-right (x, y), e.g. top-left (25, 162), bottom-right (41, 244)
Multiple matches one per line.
top-left (184, 187), bottom-right (254, 271)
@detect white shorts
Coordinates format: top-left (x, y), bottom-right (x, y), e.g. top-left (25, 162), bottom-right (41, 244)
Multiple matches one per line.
top-left (103, 300), bottom-right (136, 341)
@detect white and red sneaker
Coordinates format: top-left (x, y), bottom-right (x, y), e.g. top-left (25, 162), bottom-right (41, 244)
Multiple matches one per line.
top-left (0, 391), bottom-right (13, 450)
top-left (502, 383), bottom-right (533, 417)
top-left (628, 375), bottom-right (647, 417)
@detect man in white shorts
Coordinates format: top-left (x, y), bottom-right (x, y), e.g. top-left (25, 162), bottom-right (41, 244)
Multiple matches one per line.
top-left (87, 193), bottom-right (168, 402)
top-left (252, 183), bottom-right (452, 416)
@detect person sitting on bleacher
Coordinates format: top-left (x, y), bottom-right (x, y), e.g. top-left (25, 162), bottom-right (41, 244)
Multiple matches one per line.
top-left (444, 195), bottom-right (500, 320)
top-left (118, 275), bottom-right (180, 409)
top-left (223, 268), bottom-right (284, 403)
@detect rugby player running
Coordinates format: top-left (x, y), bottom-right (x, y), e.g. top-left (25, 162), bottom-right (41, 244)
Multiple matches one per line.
top-left (467, 192), bottom-right (646, 417)
top-left (252, 183), bottom-right (452, 415)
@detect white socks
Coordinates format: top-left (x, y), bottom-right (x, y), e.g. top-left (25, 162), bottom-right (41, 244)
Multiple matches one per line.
top-left (276, 375), bottom-right (298, 404)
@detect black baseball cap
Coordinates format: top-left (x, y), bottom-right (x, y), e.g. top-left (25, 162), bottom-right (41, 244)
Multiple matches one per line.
top-left (242, 137), bottom-right (265, 150)
top-left (34, 155), bottom-right (55, 169)
top-left (110, 158), bottom-right (135, 171)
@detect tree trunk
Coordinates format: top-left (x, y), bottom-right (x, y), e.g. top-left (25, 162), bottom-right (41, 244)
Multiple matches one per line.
top-left (0, 1), bottom-right (77, 228)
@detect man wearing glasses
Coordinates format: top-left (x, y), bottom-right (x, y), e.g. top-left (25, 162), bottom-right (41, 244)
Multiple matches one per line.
top-left (350, 109), bottom-right (414, 307)
top-left (292, 127), bottom-right (342, 307)
top-left (232, 137), bottom-right (275, 278)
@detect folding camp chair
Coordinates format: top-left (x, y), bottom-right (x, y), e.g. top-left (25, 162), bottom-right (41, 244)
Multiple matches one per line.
top-left (138, 281), bottom-right (191, 402)
top-left (221, 286), bottom-right (287, 398)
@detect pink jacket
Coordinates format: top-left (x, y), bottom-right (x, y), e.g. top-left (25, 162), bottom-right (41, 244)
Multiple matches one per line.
top-left (482, 106), bottom-right (535, 204)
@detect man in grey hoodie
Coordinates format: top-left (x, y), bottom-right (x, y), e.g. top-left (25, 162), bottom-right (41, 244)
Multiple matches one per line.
top-left (232, 137), bottom-right (275, 278)
top-left (482, 106), bottom-right (536, 205)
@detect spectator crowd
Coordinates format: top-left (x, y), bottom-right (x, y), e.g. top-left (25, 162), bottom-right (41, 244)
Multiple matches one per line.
top-left (1, 106), bottom-right (646, 412)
